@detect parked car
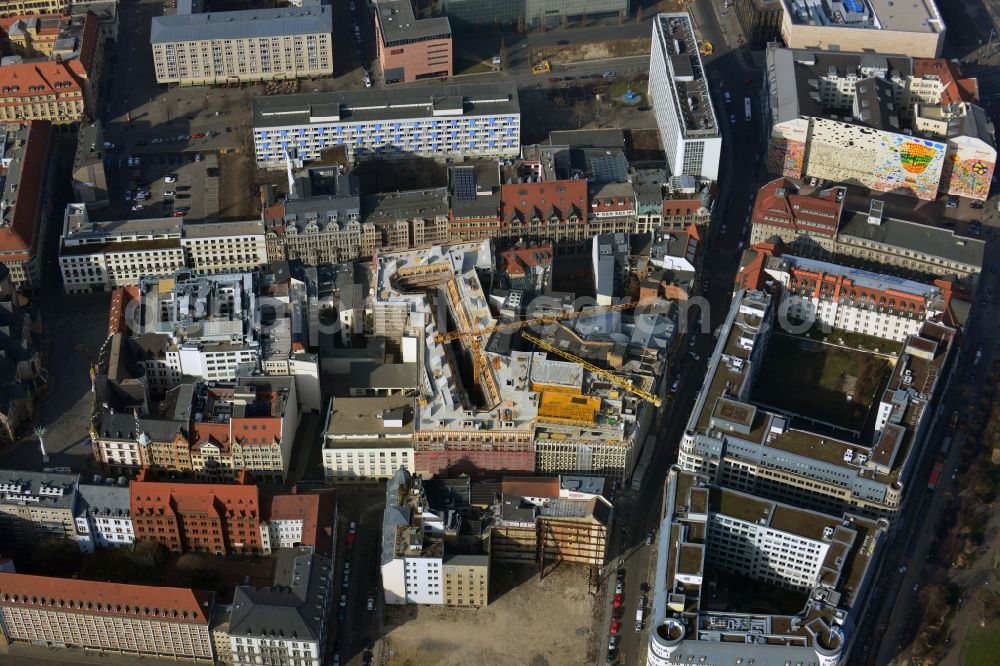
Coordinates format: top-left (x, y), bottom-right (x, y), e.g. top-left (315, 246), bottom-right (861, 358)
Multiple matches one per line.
top-left (556, 39), bottom-right (569, 45)
top-left (367, 597), bottom-right (375, 611)
top-left (164, 190), bottom-right (176, 197)
top-left (602, 71), bottom-right (616, 78)
top-left (125, 190), bottom-right (133, 201)
top-left (165, 174), bottom-right (177, 183)
top-left (339, 594), bottom-right (347, 608)
top-left (946, 196), bottom-right (959, 208)
top-left (173, 209), bottom-right (187, 217)
top-left (131, 204), bottom-right (144, 211)
top-left (191, 132), bottom-right (205, 139)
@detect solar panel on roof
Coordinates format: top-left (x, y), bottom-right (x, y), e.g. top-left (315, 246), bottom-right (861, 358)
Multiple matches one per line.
top-left (452, 169), bottom-right (476, 200)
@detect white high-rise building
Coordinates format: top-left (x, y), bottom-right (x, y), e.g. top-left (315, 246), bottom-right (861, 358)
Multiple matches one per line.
top-left (648, 13), bottom-right (722, 182)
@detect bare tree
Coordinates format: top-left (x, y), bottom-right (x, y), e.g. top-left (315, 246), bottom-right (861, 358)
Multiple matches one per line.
top-left (571, 100), bottom-right (590, 129)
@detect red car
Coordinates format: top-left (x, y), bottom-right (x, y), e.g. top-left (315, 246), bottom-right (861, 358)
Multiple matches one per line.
top-left (610, 620), bottom-right (621, 635)
top-left (192, 132), bottom-right (206, 139)
top-left (613, 593), bottom-right (622, 608)
top-left (173, 210), bottom-right (187, 217)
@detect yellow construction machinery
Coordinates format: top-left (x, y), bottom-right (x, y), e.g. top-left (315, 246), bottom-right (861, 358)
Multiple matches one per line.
top-left (521, 332), bottom-right (662, 408)
top-left (699, 40), bottom-right (714, 56)
top-left (531, 60), bottom-right (552, 74)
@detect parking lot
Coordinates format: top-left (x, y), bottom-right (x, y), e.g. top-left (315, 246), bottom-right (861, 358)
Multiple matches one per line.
top-left (99, 152), bottom-right (220, 223)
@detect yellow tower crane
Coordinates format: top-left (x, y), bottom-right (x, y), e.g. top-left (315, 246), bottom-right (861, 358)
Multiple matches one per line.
top-left (433, 299), bottom-right (663, 408)
top-left (520, 332), bottom-right (662, 408)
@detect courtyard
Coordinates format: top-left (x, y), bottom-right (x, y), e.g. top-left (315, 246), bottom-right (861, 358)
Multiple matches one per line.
top-left (751, 332), bottom-right (891, 432)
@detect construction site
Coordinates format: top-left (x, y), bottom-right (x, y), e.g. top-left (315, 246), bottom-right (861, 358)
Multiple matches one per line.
top-left (372, 239), bottom-right (674, 481)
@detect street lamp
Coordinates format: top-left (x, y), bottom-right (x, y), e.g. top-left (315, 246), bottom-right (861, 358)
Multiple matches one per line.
top-left (34, 426), bottom-right (48, 464)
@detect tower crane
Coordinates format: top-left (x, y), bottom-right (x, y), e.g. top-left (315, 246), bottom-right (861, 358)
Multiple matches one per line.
top-left (433, 299), bottom-right (664, 408)
top-left (520, 332), bottom-right (662, 408)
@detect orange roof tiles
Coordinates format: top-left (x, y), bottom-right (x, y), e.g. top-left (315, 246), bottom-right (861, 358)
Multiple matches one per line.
top-left (500, 243), bottom-right (553, 277)
top-left (0, 572), bottom-right (213, 624)
top-left (913, 58), bottom-right (978, 105)
top-left (231, 417), bottom-right (281, 447)
top-left (191, 421), bottom-right (231, 453)
top-left (265, 489), bottom-right (336, 556)
top-left (0, 13), bottom-right (61, 36)
top-left (751, 178), bottom-right (842, 238)
top-left (500, 179), bottom-right (587, 224)
top-left (130, 479), bottom-right (260, 518)
top-left (502, 476), bottom-right (560, 498)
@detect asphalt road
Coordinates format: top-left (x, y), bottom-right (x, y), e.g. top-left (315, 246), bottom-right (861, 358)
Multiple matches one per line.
top-left (595, 2), bottom-right (770, 663)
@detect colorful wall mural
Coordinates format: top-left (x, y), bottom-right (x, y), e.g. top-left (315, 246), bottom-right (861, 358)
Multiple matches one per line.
top-left (803, 119), bottom-right (945, 201)
top-left (942, 139), bottom-right (995, 200)
top-left (768, 120), bottom-right (808, 178)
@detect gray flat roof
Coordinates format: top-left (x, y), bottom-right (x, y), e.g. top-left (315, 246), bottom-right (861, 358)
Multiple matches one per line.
top-left (363, 188), bottom-right (449, 225)
top-left (150, 6), bottom-right (333, 44)
top-left (254, 83), bottom-right (519, 129)
top-left (840, 210), bottom-right (984, 268)
top-left (0, 469), bottom-right (78, 510)
top-left (182, 220), bottom-right (264, 239)
top-left (377, 0), bottom-right (451, 44)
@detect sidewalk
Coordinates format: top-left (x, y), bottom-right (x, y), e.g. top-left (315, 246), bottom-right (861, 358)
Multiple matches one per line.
top-left (0, 642), bottom-right (193, 666)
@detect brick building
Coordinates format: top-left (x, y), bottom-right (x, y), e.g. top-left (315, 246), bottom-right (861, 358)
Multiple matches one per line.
top-left (374, 0), bottom-right (451, 85)
top-left (129, 470), bottom-right (264, 555)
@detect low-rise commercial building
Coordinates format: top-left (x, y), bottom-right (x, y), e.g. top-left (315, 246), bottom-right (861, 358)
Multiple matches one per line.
top-left (374, 0), bottom-right (451, 85)
top-left (776, 0), bottom-right (945, 58)
top-left (181, 221), bottom-right (267, 275)
top-left (0, 573), bottom-right (215, 661)
top-left (0, 121), bottom-right (55, 288)
top-left (646, 467), bottom-right (887, 666)
top-left (151, 6), bottom-right (333, 86)
top-left (228, 549), bottom-right (334, 666)
top-left (253, 83), bottom-right (520, 168)
top-left (322, 396), bottom-right (415, 484)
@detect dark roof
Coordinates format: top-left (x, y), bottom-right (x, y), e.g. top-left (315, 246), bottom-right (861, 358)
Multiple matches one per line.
top-left (228, 549), bottom-right (333, 641)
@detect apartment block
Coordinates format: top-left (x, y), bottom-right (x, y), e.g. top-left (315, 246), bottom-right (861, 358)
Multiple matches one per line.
top-left (765, 48), bottom-right (994, 201)
top-left (442, 554), bottom-right (489, 608)
top-left (747, 178), bottom-right (985, 288)
top-left (0, 573), bottom-right (215, 661)
top-left (151, 7), bottom-right (333, 86)
top-left (0, 11), bottom-right (102, 123)
top-left (375, 0), bottom-right (452, 85)
top-left (74, 481), bottom-right (134, 552)
top-left (187, 377), bottom-right (299, 483)
top-left (181, 221), bottom-right (267, 275)
top-left (229, 549), bottom-right (334, 666)
top-left (648, 14), bottom-right (722, 182)
top-left (322, 396), bottom-right (415, 484)
top-left (263, 166), bottom-right (374, 265)
top-left (253, 83), bottom-right (520, 168)
top-left (135, 271), bottom-right (261, 384)
top-left (439, 0), bottom-right (628, 31)
top-left (259, 489), bottom-right (336, 557)
top-left (0, 469), bottom-right (79, 547)
top-left (0, 121), bottom-right (55, 288)
top-left (646, 467), bottom-right (887, 666)
top-left (777, 0), bottom-right (945, 58)
top-left (0, 261), bottom-right (43, 442)
top-left (59, 204), bottom-right (268, 294)
top-left (130, 471), bottom-right (264, 555)
top-left (743, 247), bottom-right (963, 342)
top-left (677, 288), bottom-right (955, 519)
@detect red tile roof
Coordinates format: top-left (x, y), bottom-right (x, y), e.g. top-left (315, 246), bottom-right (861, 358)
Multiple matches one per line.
top-left (500, 244), bottom-right (553, 277)
top-left (130, 479), bottom-right (260, 518)
top-left (0, 13), bottom-right (62, 36)
top-left (913, 58), bottom-right (978, 104)
top-left (265, 489), bottom-right (336, 556)
top-left (191, 421), bottom-right (232, 454)
top-left (502, 476), bottom-right (560, 499)
top-left (750, 178), bottom-right (842, 238)
top-left (0, 572), bottom-right (212, 624)
top-left (231, 417), bottom-right (282, 447)
top-left (0, 120), bottom-right (50, 257)
top-left (499, 180), bottom-right (587, 224)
